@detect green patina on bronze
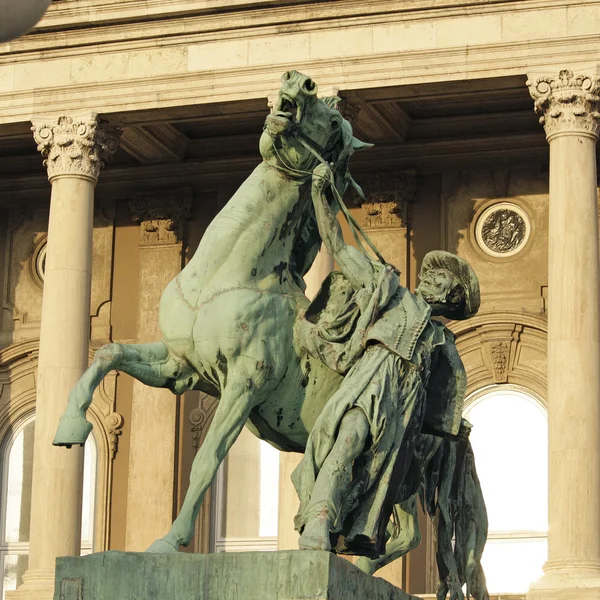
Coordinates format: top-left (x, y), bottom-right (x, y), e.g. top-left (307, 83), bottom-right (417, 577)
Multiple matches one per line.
top-left (53, 71), bottom-right (489, 600)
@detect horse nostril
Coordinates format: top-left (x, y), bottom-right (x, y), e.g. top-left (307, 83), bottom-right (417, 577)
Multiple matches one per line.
top-left (282, 71), bottom-right (292, 82)
top-left (303, 78), bottom-right (317, 94)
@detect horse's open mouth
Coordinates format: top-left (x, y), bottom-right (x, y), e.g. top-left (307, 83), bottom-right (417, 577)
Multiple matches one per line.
top-left (274, 94), bottom-right (301, 123)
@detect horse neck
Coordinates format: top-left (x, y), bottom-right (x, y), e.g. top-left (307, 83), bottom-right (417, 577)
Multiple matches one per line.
top-left (187, 162), bottom-right (310, 277)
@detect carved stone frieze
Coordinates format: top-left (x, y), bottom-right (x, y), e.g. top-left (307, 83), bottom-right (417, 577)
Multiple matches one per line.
top-left (527, 69), bottom-right (600, 140)
top-left (358, 170), bottom-right (416, 229)
top-left (31, 114), bottom-right (121, 182)
top-left (129, 188), bottom-right (193, 245)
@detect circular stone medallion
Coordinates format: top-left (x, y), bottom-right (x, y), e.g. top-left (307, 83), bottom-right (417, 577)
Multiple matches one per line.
top-left (475, 202), bottom-right (530, 258)
top-left (35, 242), bottom-right (47, 282)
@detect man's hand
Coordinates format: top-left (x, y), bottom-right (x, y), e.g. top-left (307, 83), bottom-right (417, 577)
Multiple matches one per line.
top-left (312, 163), bottom-right (334, 191)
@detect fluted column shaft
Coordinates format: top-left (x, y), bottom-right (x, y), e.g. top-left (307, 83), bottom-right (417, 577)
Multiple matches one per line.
top-left (528, 69), bottom-right (600, 599)
top-left (8, 114), bottom-right (119, 600)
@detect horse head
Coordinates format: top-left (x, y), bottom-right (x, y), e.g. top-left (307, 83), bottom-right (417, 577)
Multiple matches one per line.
top-left (261, 70), bottom-right (370, 182)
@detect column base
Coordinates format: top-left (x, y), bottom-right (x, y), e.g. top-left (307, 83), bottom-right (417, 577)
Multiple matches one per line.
top-left (6, 569), bottom-right (55, 600)
top-left (528, 562), bottom-right (600, 600)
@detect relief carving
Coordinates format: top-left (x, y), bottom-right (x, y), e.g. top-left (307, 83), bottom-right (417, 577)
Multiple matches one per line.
top-left (106, 411), bottom-right (124, 460)
top-left (129, 188), bottom-right (193, 245)
top-left (452, 316), bottom-right (545, 397)
top-left (475, 202), bottom-right (530, 258)
top-left (491, 342), bottom-right (509, 377)
top-left (31, 114), bottom-right (120, 182)
top-left (358, 170), bottom-right (416, 229)
top-left (189, 393), bottom-right (218, 453)
top-left (527, 69), bottom-right (600, 140)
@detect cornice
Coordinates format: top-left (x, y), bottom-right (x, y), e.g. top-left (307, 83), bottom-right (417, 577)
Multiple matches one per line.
top-left (37, 0), bottom-right (598, 29)
top-left (1, 33), bottom-right (598, 126)
top-left (0, 0), bottom-right (596, 58)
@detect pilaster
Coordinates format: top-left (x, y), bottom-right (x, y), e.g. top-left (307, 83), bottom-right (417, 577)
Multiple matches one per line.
top-left (124, 188), bottom-right (192, 552)
top-left (356, 170), bottom-right (416, 286)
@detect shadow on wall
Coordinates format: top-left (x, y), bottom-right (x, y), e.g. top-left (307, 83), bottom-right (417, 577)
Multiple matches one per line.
top-left (411, 165), bottom-right (550, 316)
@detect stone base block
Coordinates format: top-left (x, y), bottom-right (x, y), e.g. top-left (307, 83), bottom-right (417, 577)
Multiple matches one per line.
top-left (54, 550), bottom-right (420, 600)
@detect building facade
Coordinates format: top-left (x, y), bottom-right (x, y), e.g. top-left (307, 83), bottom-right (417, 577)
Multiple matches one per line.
top-left (0, 1), bottom-right (599, 598)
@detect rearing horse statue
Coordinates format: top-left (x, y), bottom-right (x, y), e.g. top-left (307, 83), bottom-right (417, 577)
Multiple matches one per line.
top-left (54, 70), bottom-right (364, 553)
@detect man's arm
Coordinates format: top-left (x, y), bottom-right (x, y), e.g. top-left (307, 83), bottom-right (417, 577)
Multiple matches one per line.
top-left (311, 164), bottom-right (376, 290)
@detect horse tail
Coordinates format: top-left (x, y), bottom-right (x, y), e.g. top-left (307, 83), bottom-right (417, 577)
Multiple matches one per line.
top-left (454, 440), bottom-right (489, 600)
top-left (422, 434), bottom-right (490, 600)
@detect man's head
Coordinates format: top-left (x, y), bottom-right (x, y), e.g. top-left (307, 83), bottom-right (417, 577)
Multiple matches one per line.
top-left (416, 251), bottom-right (480, 320)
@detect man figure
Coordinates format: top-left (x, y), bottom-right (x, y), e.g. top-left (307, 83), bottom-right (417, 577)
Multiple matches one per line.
top-left (292, 163), bottom-right (480, 559)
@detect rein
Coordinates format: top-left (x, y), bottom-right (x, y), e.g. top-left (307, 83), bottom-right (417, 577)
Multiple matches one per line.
top-left (264, 124), bottom-right (386, 265)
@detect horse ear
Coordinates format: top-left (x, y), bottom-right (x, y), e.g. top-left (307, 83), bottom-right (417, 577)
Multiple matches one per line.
top-left (352, 137), bottom-right (373, 151)
top-left (323, 96), bottom-right (342, 109)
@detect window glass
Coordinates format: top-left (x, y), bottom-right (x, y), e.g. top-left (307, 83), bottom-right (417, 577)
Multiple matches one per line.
top-left (4, 422), bottom-right (34, 543)
top-left (1, 416), bottom-right (97, 599)
top-left (215, 427), bottom-right (279, 551)
top-left (464, 387), bottom-right (548, 594)
top-left (1, 554), bottom-right (28, 599)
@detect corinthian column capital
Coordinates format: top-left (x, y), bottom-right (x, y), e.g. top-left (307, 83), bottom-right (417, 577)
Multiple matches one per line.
top-left (31, 113), bottom-right (121, 183)
top-left (527, 69), bottom-right (600, 141)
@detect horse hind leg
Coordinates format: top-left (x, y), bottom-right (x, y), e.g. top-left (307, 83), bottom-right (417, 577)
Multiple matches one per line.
top-left (53, 341), bottom-right (198, 448)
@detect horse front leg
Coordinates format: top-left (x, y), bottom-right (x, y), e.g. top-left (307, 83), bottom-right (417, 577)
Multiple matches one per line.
top-left (53, 341), bottom-right (195, 447)
top-left (147, 373), bottom-right (260, 553)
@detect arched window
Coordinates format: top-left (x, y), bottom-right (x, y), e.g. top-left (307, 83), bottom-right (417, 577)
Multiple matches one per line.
top-left (212, 427), bottom-right (279, 552)
top-left (0, 415), bottom-right (97, 599)
top-left (464, 385), bottom-right (548, 594)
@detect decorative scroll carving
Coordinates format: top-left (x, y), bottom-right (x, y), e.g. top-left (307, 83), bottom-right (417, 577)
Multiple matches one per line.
top-left (189, 393), bottom-right (218, 454)
top-left (106, 412), bottom-right (124, 460)
top-left (129, 188), bottom-right (193, 245)
top-left (31, 114), bottom-right (121, 182)
top-left (527, 69), bottom-right (600, 140)
top-left (358, 170), bottom-right (416, 229)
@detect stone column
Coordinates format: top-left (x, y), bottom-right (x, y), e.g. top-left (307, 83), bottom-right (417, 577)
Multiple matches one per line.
top-left (9, 114), bottom-right (119, 600)
top-left (125, 189), bottom-right (192, 551)
top-left (527, 69), bottom-right (600, 600)
top-left (277, 245), bottom-right (333, 550)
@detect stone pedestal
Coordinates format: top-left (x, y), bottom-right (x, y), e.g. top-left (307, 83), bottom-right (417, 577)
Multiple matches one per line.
top-left (54, 551), bottom-right (419, 600)
top-left (527, 69), bottom-right (600, 600)
top-left (8, 114), bottom-right (119, 600)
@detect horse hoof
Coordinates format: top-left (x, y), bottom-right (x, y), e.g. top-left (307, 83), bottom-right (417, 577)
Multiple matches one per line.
top-left (146, 538), bottom-right (179, 553)
top-left (53, 414), bottom-right (93, 447)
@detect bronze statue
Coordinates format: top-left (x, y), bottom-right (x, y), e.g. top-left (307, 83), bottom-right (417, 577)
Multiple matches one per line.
top-left (52, 70), bottom-right (488, 599)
